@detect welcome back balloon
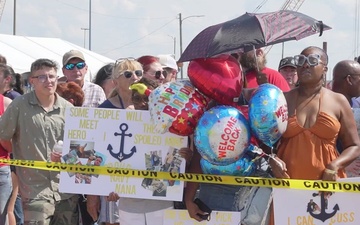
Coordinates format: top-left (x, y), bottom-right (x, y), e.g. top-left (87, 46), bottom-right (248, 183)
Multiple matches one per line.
top-left (194, 105), bottom-right (250, 165)
top-left (249, 84), bottom-right (288, 147)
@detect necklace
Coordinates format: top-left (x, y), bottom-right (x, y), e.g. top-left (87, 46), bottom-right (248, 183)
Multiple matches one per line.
top-left (295, 87), bottom-right (322, 113)
top-left (118, 95), bottom-right (125, 109)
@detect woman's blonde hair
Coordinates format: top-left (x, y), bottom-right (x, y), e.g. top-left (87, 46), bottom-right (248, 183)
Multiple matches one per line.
top-left (109, 59), bottom-right (143, 98)
top-left (112, 59), bottom-right (142, 79)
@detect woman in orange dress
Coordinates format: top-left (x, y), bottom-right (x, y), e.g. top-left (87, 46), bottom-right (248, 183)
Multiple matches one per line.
top-left (270, 46), bottom-right (360, 224)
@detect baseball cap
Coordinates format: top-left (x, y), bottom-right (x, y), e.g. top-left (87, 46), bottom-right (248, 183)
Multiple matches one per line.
top-left (63, 50), bottom-right (86, 66)
top-left (278, 57), bottom-right (296, 71)
top-left (157, 54), bottom-right (178, 72)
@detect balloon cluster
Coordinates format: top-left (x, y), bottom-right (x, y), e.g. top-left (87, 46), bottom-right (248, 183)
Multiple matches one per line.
top-left (147, 55), bottom-right (288, 176)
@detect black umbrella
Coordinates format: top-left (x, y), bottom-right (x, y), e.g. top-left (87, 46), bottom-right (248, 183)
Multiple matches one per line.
top-left (179, 10), bottom-right (331, 62)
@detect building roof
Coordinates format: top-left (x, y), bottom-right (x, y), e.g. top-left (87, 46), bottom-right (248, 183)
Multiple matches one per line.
top-left (0, 34), bottom-right (114, 81)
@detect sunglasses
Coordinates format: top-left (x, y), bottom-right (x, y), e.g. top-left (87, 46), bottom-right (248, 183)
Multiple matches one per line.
top-left (65, 62), bottom-right (86, 70)
top-left (132, 94), bottom-right (149, 104)
top-left (294, 54), bottom-right (323, 67)
top-left (32, 74), bottom-right (58, 83)
top-left (155, 70), bottom-right (168, 79)
top-left (121, 70), bottom-right (143, 78)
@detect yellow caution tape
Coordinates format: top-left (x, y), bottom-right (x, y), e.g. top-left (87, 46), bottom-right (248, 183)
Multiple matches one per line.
top-left (1, 159), bottom-right (360, 193)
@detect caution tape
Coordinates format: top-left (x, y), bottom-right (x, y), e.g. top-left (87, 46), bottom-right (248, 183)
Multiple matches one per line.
top-left (1, 159), bottom-right (360, 193)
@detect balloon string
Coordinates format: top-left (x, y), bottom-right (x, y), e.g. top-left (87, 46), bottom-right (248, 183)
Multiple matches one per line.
top-left (251, 145), bottom-right (284, 170)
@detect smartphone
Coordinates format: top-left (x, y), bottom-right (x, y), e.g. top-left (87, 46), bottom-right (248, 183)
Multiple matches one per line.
top-left (193, 198), bottom-right (212, 221)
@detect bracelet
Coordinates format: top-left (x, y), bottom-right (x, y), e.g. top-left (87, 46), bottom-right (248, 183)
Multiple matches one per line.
top-left (266, 153), bottom-right (277, 161)
top-left (324, 168), bottom-right (337, 175)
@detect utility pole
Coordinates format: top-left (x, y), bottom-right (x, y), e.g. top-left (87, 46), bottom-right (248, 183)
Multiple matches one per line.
top-left (89, 0), bottom-right (92, 50)
top-left (81, 28), bottom-right (89, 48)
top-left (323, 41), bottom-right (328, 86)
top-left (179, 13), bottom-right (183, 60)
top-left (168, 35), bottom-right (176, 55)
top-left (13, 0), bottom-right (16, 35)
top-left (178, 13), bottom-right (204, 79)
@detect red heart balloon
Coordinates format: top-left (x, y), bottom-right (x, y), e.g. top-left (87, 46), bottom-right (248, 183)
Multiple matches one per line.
top-left (187, 55), bottom-right (243, 106)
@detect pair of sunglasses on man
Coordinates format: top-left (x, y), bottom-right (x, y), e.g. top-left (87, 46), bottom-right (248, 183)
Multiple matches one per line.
top-left (64, 62), bottom-right (86, 70)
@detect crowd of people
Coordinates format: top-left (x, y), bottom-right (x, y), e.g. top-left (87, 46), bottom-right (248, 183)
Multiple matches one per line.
top-left (0, 44), bottom-right (359, 225)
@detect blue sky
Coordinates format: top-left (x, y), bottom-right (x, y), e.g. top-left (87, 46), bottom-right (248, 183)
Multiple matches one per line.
top-left (0, 0), bottom-right (357, 80)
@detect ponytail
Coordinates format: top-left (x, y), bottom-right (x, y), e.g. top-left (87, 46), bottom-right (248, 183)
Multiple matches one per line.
top-left (13, 73), bottom-right (24, 95)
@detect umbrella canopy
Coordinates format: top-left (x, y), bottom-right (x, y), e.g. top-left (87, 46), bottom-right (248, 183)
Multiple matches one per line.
top-left (179, 10), bottom-right (331, 62)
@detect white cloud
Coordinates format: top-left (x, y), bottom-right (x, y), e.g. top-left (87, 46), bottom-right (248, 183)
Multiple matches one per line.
top-left (0, 0), bottom-right (358, 75)
top-left (119, 0), bottom-right (137, 11)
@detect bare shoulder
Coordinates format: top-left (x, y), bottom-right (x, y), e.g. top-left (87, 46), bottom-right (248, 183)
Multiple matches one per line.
top-left (322, 88), bottom-right (351, 118)
top-left (3, 96), bottom-right (12, 111)
top-left (323, 88), bottom-right (348, 104)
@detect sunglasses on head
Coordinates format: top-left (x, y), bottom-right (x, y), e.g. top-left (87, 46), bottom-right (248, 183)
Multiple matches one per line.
top-left (293, 54), bottom-right (323, 67)
top-left (121, 70), bottom-right (143, 78)
top-left (65, 62), bottom-right (86, 70)
top-left (115, 57), bottom-right (137, 67)
top-left (155, 70), bottom-right (168, 79)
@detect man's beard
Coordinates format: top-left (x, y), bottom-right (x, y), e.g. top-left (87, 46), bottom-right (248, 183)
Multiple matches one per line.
top-left (240, 53), bottom-right (266, 71)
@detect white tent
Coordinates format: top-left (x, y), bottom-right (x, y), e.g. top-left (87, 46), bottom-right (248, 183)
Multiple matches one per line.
top-left (0, 34), bottom-right (114, 81)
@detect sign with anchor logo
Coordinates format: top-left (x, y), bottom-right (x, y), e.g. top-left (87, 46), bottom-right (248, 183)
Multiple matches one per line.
top-left (273, 179), bottom-right (360, 225)
top-left (107, 123), bottom-right (137, 162)
top-left (60, 107), bottom-right (188, 200)
top-left (307, 192), bottom-right (339, 222)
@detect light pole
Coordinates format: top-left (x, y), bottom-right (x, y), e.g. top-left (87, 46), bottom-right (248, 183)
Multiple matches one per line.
top-left (179, 13), bottom-right (204, 79)
top-left (89, 0), bottom-right (92, 50)
top-left (81, 28), bottom-right (89, 48)
top-left (13, 0), bottom-right (16, 35)
top-left (168, 35), bottom-right (176, 55)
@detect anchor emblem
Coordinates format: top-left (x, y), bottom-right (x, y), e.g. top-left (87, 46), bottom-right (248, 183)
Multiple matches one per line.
top-left (307, 192), bottom-right (339, 222)
top-left (107, 123), bottom-right (136, 162)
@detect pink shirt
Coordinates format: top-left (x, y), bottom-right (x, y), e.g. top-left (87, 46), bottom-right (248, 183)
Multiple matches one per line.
top-left (0, 95), bottom-right (9, 166)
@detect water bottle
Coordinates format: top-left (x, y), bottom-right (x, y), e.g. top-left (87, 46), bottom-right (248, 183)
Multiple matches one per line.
top-left (53, 140), bottom-right (63, 154)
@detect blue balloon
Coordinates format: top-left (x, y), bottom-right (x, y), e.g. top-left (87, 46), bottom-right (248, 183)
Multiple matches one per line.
top-left (194, 105), bottom-right (250, 165)
top-left (249, 84), bottom-right (288, 147)
top-left (200, 154), bottom-right (256, 176)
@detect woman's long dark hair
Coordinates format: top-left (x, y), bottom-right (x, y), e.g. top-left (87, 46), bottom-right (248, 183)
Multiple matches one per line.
top-left (0, 63), bottom-right (24, 94)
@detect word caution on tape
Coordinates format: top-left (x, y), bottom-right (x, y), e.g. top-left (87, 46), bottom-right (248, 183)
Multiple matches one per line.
top-left (1, 159), bottom-right (360, 193)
